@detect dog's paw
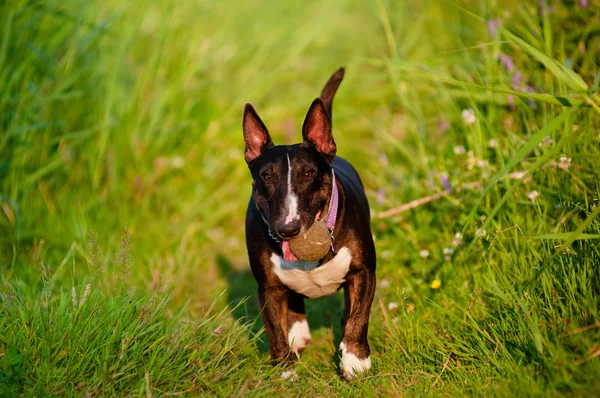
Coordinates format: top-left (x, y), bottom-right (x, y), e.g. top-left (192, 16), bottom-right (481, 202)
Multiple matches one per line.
top-left (339, 341), bottom-right (371, 379)
top-left (288, 320), bottom-right (311, 355)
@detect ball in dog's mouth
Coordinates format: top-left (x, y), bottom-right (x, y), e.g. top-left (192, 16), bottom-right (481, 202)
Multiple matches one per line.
top-left (288, 220), bottom-right (331, 262)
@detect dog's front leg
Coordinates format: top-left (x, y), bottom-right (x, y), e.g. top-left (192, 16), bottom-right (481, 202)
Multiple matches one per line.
top-left (339, 268), bottom-right (376, 379)
top-left (258, 285), bottom-right (293, 369)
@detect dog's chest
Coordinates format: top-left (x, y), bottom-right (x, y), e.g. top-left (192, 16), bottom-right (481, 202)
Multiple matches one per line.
top-left (270, 247), bottom-right (352, 298)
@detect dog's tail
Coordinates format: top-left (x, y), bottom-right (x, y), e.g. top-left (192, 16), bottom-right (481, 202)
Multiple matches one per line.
top-left (319, 67), bottom-right (345, 125)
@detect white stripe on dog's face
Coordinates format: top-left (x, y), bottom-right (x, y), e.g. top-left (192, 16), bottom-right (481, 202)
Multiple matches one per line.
top-left (284, 154), bottom-right (299, 224)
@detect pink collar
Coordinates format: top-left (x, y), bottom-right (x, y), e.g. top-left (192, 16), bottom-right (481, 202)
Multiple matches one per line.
top-left (323, 170), bottom-right (338, 231)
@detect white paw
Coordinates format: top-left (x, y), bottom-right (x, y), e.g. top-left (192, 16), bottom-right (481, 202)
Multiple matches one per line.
top-left (339, 341), bottom-right (371, 379)
top-left (281, 369), bottom-right (298, 380)
top-left (288, 320), bottom-right (311, 354)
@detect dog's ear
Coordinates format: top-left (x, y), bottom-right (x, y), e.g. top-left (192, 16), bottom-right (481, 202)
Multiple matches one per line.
top-left (319, 67), bottom-right (344, 124)
top-left (243, 103), bottom-right (273, 166)
top-left (302, 98), bottom-right (336, 162)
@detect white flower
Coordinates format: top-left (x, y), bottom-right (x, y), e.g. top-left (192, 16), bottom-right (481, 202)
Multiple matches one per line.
top-left (452, 232), bottom-right (463, 247)
top-left (475, 228), bottom-right (487, 238)
top-left (488, 139), bottom-right (499, 148)
top-left (558, 156), bottom-right (571, 170)
top-left (171, 156), bottom-right (185, 169)
top-left (379, 279), bottom-right (390, 289)
top-left (509, 171), bottom-right (527, 180)
top-left (454, 145), bottom-right (466, 155)
top-left (443, 247), bottom-right (454, 261)
top-left (387, 302), bottom-right (399, 311)
top-left (543, 136), bottom-right (553, 146)
top-left (527, 190), bottom-right (540, 202)
top-left (419, 249), bottom-right (430, 259)
top-left (462, 109), bottom-right (476, 125)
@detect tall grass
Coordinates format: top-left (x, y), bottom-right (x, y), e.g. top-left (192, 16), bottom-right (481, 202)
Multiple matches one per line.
top-left (1, 0), bottom-right (599, 395)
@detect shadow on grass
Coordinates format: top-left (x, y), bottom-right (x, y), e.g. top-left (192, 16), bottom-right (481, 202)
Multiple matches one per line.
top-left (217, 254), bottom-right (345, 357)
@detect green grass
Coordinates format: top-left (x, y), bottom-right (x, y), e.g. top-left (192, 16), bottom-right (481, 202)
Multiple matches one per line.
top-left (1, 0), bottom-right (600, 395)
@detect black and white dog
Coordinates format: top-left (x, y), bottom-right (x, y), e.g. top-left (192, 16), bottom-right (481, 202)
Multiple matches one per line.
top-left (242, 68), bottom-right (376, 379)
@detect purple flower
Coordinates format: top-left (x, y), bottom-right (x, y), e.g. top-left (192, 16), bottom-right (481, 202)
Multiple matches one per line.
top-left (488, 18), bottom-right (502, 38)
top-left (511, 71), bottom-right (522, 90)
top-left (378, 153), bottom-right (389, 167)
top-left (580, 0), bottom-right (588, 7)
top-left (525, 86), bottom-right (537, 109)
top-left (507, 94), bottom-right (515, 110)
top-left (441, 173), bottom-right (452, 193)
top-left (438, 120), bottom-right (449, 133)
top-left (376, 188), bottom-right (386, 206)
top-left (498, 53), bottom-right (514, 73)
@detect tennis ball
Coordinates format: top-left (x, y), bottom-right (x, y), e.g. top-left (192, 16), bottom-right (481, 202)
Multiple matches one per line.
top-left (289, 221), bottom-right (331, 262)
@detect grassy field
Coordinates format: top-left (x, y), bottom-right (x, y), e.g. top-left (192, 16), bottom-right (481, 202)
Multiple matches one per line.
top-left (1, 0), bottom-right (600, 395)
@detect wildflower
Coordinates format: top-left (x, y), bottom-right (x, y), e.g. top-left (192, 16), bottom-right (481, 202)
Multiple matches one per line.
top-left (438, 120), bottom-right (449, 133)
top-left (527, 190), bottom-right (540, 202)
top-left (511, 71), bottom-right (522, 90)
top-left (171, 156), bottom-right (185, 169)
top-left (543, 136), bottom-right (553, 146)
top-left (509, 171), bottom-right (527, 180)
top-left (452, 232), bottom-right (463, 247)
top-left (467, 151), bottom-right (477, 170)
top-left (572, 125), bottom-right (580, 132)
top-left (488, 139), bottom-right (499, 148)
top-left (454, 145), bottom-right (466, 155)
top-left (376, 188), bottom-right (386, 206)
top-left (558, 156), bottom-right (571, 170)
top-left (507, 94), bottom-right (515, 110)
top-left (498, 52), bottom-right (514, 73)
top-left (488, 18), bottom-right (502, 38)
top-left (525, 86), bottom-right (537, 109)
top-left (443, 247), bottom-right (454, 261)
top-left (441, 173), bottom-right (452, 193)
top-left (431, 279), bottom-right (442, 289)
top-left (480, 215), bottom-right (487, 221)
top-left (419, 249), bottom-right (430, 259)
top-left (379, 153), bottom-right (389, 167)
top-left (462, 109), bottom-right (476, 125)
top-left (475, 228), bottom-right (487, 238)
top-left (379, 279), bottom-right (390, 289)
top-left (580, 0), bottom-right (588, 7)
top-left (388, 302), bottom-right (399, 311)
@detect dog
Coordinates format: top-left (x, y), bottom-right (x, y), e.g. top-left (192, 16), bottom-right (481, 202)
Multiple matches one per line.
top-left (242, 68), bottom-right (376, 379)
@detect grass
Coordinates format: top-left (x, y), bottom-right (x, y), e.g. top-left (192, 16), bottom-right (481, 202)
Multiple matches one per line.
top-left (1, 0), bottom-right (600, 395)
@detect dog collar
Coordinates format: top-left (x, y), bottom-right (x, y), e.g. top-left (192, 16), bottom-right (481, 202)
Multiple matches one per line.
top-left (323, 170), bottom-right (338, 231)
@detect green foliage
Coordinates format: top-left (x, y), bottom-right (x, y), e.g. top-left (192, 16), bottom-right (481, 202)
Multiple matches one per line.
top-left (1, 0), bottom-right (599, 395)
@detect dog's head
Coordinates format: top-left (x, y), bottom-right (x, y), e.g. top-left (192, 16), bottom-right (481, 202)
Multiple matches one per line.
top-left (243, 68), bottom-right (344, 243)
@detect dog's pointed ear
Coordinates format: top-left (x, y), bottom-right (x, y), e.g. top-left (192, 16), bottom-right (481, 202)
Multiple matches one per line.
top-left (302, 98), bottom-right (336, 162)
top-left (243, 103), bottom-right (273, 166)
top-left (319, 67), bottom-right (344, 124)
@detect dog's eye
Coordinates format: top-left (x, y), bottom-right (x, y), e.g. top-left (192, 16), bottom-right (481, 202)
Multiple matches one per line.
top-left (304, 170), bottom-right (314, 178)
top-left (262, 173), bottom-right (272, 182)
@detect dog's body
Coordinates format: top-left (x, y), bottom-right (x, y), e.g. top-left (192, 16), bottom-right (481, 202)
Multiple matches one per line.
top-left (243, 68), bottom-right (376, 379)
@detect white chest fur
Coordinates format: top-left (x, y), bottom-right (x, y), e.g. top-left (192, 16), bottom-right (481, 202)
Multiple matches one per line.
top-left (270, 247), bottom-right (352, 298)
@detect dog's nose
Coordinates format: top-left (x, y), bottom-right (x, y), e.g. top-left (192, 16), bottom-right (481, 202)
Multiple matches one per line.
top-left (278, 222), bottom-right (301, 239)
